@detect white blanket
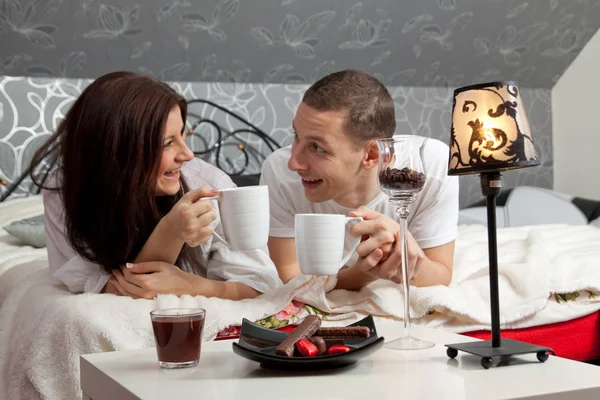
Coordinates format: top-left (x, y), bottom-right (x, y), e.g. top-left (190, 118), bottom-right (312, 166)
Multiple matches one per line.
top-left (2, 195), bottom-right (600, 399)
top-left (0, 196), bottom-right (47, 308)
top-left (415, 224), bottom-right (600, 332)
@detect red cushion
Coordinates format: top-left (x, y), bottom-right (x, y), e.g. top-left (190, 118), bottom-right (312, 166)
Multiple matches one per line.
top-left (462, 312), bottom-right (600, 361)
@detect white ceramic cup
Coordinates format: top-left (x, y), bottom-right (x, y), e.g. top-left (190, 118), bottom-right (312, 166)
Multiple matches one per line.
top-left (294, 214), bottom-right (363, 276)
top-left (210, 185), bottom-right (270, 250)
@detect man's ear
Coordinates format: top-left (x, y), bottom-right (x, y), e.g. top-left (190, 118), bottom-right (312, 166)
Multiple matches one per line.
top-left (362, 140), bottom-right (379, 171)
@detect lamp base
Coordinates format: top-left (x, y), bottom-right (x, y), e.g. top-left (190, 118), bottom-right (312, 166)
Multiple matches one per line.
top-left (445, 339), bottom-right (555, 369)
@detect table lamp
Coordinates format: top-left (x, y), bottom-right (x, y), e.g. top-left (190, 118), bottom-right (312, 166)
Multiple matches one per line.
top-left (444, 81), bottom-right (554, 369)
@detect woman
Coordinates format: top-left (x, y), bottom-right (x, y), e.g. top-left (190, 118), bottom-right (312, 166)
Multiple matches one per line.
top-left (30, 71), bottom-right (281, 300)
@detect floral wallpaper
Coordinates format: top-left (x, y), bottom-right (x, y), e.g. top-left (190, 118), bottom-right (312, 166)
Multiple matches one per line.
top-left (0, 76), bottom-right (553, 207)
top-left (0, 0), bottom-right (599, 87)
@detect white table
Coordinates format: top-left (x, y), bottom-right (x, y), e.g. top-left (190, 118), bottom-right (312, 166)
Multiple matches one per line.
top-left (81, 323), bottom-right (600, 400)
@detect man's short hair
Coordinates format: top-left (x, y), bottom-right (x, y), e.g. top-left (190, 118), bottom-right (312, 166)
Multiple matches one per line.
top-left (302, 69), bottom-right (396, 144)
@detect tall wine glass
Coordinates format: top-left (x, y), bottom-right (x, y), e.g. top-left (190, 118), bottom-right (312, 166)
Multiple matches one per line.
top-left (376, 136), bottom-right (434, 350)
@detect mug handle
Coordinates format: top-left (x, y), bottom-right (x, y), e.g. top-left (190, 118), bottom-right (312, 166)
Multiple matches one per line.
top-left (339, 217), bottom-right (363, 268)
top-left (198, 195), bottom-right (219, 201)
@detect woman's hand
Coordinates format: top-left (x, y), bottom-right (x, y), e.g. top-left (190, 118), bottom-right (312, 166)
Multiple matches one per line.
top-left (162, 187), bottom-right (218, 247)
top-left (111, 261), bottom-right (205, 299)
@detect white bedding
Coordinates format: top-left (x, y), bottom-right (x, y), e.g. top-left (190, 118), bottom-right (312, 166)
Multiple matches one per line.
top-left (0, 196), bottom-right (47, 307)
top-left (1, 196), bottom-right (600, 399)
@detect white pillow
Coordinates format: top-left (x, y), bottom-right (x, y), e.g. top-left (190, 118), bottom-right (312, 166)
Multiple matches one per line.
top-left (4, 215), bottom-right (46, 248)
top-left (458, 206), bottom-right (506, 227)
top-left (504, 186), bottom-right (588, 227)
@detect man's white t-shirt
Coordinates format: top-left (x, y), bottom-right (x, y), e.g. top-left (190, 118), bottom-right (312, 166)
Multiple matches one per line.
top-left (260, 136), bottom-right (459, 264)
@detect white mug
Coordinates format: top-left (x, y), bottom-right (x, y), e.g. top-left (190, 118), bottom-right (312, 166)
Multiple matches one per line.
top-left (207, 186), bottom-right (270, 250)
top-left (294, 214), bottom-right (363, 276)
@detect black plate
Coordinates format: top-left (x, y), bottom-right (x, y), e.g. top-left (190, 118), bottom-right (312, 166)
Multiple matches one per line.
top-left (232, 315), bottom-right (384, 371)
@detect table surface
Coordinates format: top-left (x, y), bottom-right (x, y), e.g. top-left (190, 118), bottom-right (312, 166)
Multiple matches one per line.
top-left (81, 322), bottom-right (600, 400)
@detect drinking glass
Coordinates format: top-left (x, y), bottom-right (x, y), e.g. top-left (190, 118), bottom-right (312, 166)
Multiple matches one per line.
top-left (376, 136), bottom-right (434, 350)
top-left (150, 308), bottom-right (206, 368)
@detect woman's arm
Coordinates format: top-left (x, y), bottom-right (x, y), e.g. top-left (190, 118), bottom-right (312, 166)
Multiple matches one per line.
top-left (133, 217), bottom-right (185, 265)
top-left (134, 187), bottom-right (218, 264)
top-left (111, 262), bottom-right (260, 300)
top-left (110, 198), bottom-right (282, 299)
top-left (44, 186), bottom-right (113, 293)
top-left (101, 277), bottom-right (121, 294)
top-left (191, 277), bottom-right (260, 300)
top-left (112, 162), bottom-right (282, 300)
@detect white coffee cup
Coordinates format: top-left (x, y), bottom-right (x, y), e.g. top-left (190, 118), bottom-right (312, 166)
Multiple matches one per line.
top-left (210, 185), bottom-right (270, 250)
top-left (295, 214), bottom-right (363, 276)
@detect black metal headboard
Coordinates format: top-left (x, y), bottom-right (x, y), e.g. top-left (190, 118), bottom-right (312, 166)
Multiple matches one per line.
top-left (0, 99), bottom-right (283, 202)
top-left (186, 99), bottom-right (282, 180)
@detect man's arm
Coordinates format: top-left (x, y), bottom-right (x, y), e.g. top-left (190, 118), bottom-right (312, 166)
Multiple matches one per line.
top-left (268, 236), bottom-right (301, 283)
top-left (411, 240), bottom-right (454, 287)
top-left (269, 235), bottom-right (380, 289)
top-left (335, 267), bottom-right (378, 291)
top-left (335, 238), bottom-right (455, 290)
top-left (265, 218), bottom-right (455, 289)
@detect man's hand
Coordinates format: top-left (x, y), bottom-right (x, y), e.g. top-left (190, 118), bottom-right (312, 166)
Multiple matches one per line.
top-left (353, 231), bottom-right (424, 284)
top-left (335, 207), bottom-right (453, 290)
top-left (349, 206), bottom-right (398, 262)
top-left (111, 261), bottom-right (204, 299)
top-left (347, 206), bottom-right (424, 284)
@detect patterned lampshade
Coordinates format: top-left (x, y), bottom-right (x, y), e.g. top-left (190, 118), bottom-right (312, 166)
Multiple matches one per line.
top-left (448, 81), bottom-right (540, 176)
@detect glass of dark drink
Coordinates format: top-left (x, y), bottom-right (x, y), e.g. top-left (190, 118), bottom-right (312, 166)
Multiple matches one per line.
top-left (150, 308), bottom-right (206, 369)
top-left (376, 136), bottom-right (434, 351)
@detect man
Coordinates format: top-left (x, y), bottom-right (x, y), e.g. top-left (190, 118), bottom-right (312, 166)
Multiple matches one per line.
top-left (260, 69), bottom-right (458, 290)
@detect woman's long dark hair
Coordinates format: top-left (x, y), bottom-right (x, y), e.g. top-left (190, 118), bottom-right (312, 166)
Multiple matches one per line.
top-left (30, 71), bottom-right (189, 273)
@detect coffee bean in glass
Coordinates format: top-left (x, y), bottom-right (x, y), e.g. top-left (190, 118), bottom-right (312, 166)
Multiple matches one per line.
top-left (378, 167), bottom-right (426, 191)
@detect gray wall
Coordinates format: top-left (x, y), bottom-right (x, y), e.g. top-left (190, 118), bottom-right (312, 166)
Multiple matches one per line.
top-left (1, 1), bottom-right (563, 205)
top-left (1, 0), bottom-right (599, 87)
top-left (0, 76), bottom-right (552, 207)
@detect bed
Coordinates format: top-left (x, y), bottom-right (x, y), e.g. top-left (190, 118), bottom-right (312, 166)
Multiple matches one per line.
top-left (1, 98), bottom-right (600, 399)
top-left (455, 185), bottom-right (600, 362)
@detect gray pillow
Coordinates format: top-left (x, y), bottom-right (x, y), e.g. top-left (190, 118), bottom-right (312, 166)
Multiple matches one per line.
top-left (4, 215), bottom-right (46, 248)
